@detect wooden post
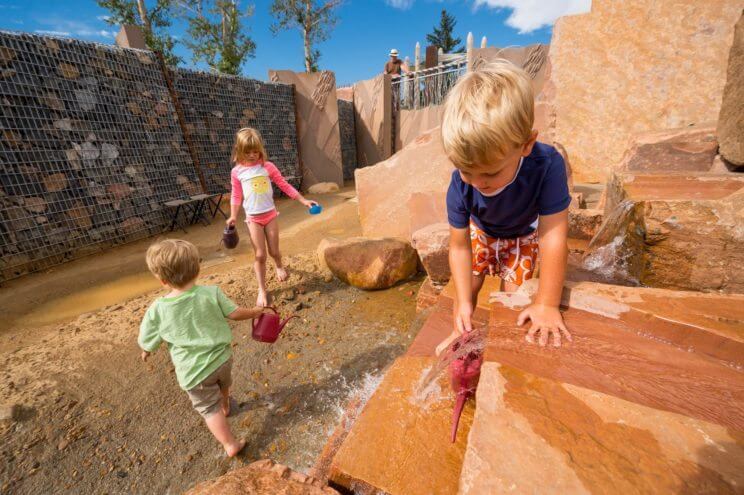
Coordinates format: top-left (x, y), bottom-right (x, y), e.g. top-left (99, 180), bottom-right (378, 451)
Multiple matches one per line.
top-left (414, 42), bottom-right (420, 109)
top-left (414, 42), bottom-right (421, 71)
top-left (466, 32), bottom-right (474, 72)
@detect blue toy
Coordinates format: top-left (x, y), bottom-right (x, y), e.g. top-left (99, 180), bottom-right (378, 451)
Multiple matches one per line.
top-left (309, 204), bottom-right (322, 215)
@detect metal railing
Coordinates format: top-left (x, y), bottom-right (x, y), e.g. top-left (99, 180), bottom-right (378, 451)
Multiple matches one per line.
top-left (391, 58), bottom-right (467, 111)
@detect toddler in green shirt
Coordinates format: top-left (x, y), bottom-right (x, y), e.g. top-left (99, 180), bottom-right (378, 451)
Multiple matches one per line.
top-left (138, 239), bottom-right (264, 457)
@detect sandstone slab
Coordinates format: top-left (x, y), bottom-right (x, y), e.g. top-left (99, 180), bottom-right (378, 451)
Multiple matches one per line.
top-left (185, 459), bottom-right (338, 494)
top-left (718, 12), bottom-right (744, 167)
top-left (408, 191), bottom-right (447, 241)
top-left (616, 125), bottom-right (719, 173)
top-left (460, 362), bottom-right (744, 494)
top-left (411, 223), bottom-right (450, 284)
top-left (357, 127), bottom-right (453, 240)
top-left (485, 287), bottom-right (744, 430)
top-left (329, 357), bottom-right (474, 495)
top-left (319, 237), bottom-right (417, 290)
top-left (548, 0), bottom-right (741, 182)
top-left (307, 182), bottom-right (339, 195)
top-left (269, 70), bottom-right (343, 190)
top-left (353, 74), bottom-right (391, 167)
top-left (585, 173), bottom-right (744, 292)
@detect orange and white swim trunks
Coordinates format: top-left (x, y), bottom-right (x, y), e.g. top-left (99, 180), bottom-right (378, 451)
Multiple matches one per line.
top-left (470, 221), bottom-right (539, 285)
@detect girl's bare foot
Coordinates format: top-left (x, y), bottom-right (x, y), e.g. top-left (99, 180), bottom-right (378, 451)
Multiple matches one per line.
top-left (276, 266), bottom-right (289, 282)
top-left (256, 290), bottom-right (268, 307)
top-left (225, 439), bottom-right (246, 458)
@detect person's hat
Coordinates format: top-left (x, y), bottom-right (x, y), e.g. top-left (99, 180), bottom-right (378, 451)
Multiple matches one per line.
top-left (389, 49), bottom-right (399, 56)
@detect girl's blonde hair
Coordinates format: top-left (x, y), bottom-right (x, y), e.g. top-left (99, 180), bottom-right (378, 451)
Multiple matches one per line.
top-left (441, 60), bottom-right (534, 171)
top-left (232, 127), bottom-right (268, 164)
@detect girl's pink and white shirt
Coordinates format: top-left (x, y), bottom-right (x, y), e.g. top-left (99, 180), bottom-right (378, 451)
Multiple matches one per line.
top-left (230, 161), bottom-right (299, 216)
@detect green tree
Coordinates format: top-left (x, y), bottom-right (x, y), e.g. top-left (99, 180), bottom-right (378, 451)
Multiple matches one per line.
top-left (178, 1), bottom-right (256, 75)
top-left (426, 9), bottom-right (462, 54)
top-left (269, 0), bottom-right (342, 72)
top-left (97, 0), bottom-right (182, 65)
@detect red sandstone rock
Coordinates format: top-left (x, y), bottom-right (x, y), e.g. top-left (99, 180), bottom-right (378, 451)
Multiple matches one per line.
top-left (43, 173), bottom-right (68, 192)
top-left (586, 173), bottom-right (744, 292)
top-left (411, 223), bottom-right (450, 284)
top-left (415, 277), bottom-right (444, 313)
top-left (319, 237), bottom-right (418, 290)
top-left (307, 182), bottom-right (339, 195)
top-left (568, 208), bottom-right (603, 240)
top-left (107, 183), bottom-right (132, 200)
top-left (357, 127), bottom-right (453, 240)
top-left (616, 125), bottom-right (718, 173)
top-left (185, 459), bottom-right (338, 494)
top-left (717, 12), bottom-right (744, 167)
top-left (548, 0), bottom-right (740, 182)
top-left (328, 357), bottom-right (474, 495)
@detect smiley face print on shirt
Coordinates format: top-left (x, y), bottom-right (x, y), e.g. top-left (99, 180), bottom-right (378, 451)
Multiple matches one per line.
top-left (250, 176), bottom-right (270, 194)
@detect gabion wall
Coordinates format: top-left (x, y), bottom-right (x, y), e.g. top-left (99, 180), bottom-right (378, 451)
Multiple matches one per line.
top-left (0, 31), bottom-right (300, 282)
top-left (338, 98), bottom-right (357, 181)
top-left (171, 68), bottom-right (300, 193)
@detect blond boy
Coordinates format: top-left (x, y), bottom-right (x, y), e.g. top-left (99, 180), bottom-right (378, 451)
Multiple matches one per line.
top-left (443, 62), bottom-right (572, 347)
top-left (138, 239), bottom-right (264, 456)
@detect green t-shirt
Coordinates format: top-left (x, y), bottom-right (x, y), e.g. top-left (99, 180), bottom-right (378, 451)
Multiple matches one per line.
top-left (138, 285), bottom-right (238, 390)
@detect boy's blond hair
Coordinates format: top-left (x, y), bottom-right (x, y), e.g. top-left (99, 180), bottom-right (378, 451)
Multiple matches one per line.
top-left (146, 239), bottom-right (200, 288)
top-left (442, 61), bottom-right (535, 171)
top-left (232, 127), bottom-right (268, 164)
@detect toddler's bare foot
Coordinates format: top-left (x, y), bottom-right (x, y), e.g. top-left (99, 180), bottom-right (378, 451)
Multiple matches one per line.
top-left (256, 290), bottom-right (268, 307)
top-left (276, 266), bottom-right (289, 282)
top-left (225, 439), bottom-right (246, 458)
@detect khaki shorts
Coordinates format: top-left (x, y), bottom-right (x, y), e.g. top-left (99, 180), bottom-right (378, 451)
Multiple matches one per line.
top-left (186, 358), bottom-right (232, 418)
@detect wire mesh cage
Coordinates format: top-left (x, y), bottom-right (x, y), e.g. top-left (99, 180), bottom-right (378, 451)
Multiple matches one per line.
top-left (0, 31), bottom-right (199, 281)
top-left (337, 98), bottom-right (357, 181)
top-left (170, 68), bottom-right (300, 194)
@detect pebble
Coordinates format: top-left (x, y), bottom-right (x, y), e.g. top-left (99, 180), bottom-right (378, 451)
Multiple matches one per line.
top-left (294, 302), bottom-right (304, 311)
top-left (322, 273), bottom-right (334, 283)
top-left (0, 404), bottom-right (18, 421)
top-left (58, 439), bottom-right (69, 451)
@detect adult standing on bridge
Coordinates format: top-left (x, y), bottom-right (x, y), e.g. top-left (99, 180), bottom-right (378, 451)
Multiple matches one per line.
top-left (384, 49), bottom-right (410, 77)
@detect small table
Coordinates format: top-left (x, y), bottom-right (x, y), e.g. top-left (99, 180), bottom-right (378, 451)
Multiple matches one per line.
top-left (190, 193), bottom-right (227, 225)
top-left (163, 198), bottom-right (200, 233)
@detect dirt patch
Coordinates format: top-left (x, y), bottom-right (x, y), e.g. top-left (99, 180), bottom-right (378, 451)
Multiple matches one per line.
top-left (0, 191), bottom-right (423, 494)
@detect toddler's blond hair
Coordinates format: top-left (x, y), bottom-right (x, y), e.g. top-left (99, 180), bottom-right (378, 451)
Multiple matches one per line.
top-left (442, 61), bottom-right (534, 171)
top-left (232, 127), bottom-right (268, 164)
top-left (146, 239), bottom-right (200, 288)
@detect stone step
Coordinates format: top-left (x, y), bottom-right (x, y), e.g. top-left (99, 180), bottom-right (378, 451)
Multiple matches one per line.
top-left (328, 356), bottom-right (475, 495)
top-left (459, 361), bottom-right (743, 494)
top-left (486, 287), bottom-right (744, 430)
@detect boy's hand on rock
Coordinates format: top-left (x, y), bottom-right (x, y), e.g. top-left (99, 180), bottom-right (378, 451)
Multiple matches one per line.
top-left (141, 350), bottom-right (151, 362)
top-left (517, 304), bottom-right (572, 347)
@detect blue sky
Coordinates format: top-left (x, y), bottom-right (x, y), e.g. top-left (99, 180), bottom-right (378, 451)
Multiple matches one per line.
top-left (0, 1), bottom-right (590, 85)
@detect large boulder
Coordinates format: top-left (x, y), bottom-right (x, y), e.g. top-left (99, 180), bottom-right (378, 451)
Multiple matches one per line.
top-left (717, 12), bottom-right (744, 167)
top-left (185, 459), bottom-right (339, 494)
top-left (356, 127), bottom-right (453, 241)
top-left (411, 223), bottom-right (450, 284)
top-left (547, 0), bottom-right (741, 182)
top-left (307, 182), bottom-right (340, 195)
top-left (318, 237), bottom-right (418, 290)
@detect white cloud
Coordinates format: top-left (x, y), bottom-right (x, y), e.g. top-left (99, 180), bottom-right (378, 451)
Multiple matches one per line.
top-left (385, 0), bottom-right (415, 9)
top-left (34, 30), bottom-right (71, 36)
top-left (96, 15), bottom-right (111, 21)
top-left (35, 18), bottom-right (116, 39)
top-left (473, 0), bottom-right (591, 33)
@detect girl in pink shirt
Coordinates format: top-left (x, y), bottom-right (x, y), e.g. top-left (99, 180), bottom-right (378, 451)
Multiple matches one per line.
top-left (226, 128), bottom-right (317, 306)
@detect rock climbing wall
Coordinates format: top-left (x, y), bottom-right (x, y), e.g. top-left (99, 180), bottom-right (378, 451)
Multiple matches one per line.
top-left (172, 68), bottom-right (300, 193)
top-left (337, 98), bottom-right (357, 182)
top-left (0, 31), bottom-right (198, 281)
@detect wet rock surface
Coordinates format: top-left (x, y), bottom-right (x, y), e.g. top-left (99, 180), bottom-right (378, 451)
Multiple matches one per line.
top-left (411, 222), bottom-right (451, 284)
top-left (585, 173), bottom-right (744, 292)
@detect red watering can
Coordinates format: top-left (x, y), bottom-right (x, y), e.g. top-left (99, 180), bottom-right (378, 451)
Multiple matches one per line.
top-left (449, 336), bottom-right (483, 443)
top-left (252, 306), bottom-right (297, 343)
